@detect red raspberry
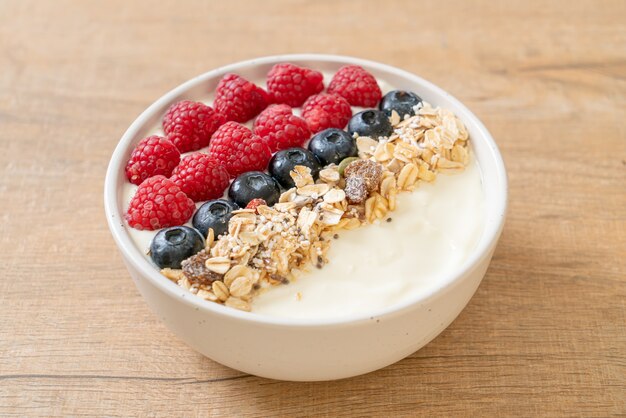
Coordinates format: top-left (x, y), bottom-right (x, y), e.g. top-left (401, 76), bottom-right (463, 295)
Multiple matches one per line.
top-left (327, 65), bottom-right (382, 107)
top-left (170, 153), bottom-right (230, 202)
top-left (208, 122), bottom-right (271, 178)
top-left (253, 104), bottom-right (311, 152)
top-left (301, 93), bottom-right (352, 133)
top-left (125, 175), bottom-right (195, 230)
top-left (266, 63), bottom-right (324, 107)
top-left (162, 100), bottom-right (225, 153)
top-left (214, 74), bottom-right (269, 123)
top-left (245, 198), bottom-right (267, 212)
top-left (125, 135), bottom-right (180, 185)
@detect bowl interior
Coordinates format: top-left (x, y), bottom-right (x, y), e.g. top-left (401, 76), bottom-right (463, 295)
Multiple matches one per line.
top-left (104, 54), bottom-right (507, 326)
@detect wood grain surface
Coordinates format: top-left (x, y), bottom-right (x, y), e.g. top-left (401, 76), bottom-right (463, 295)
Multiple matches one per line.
top-left (1, 0), bottom-right (624, 416)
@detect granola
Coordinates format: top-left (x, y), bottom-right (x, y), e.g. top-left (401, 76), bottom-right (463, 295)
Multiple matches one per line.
top-left (162, 102), bottom-right (471, 310)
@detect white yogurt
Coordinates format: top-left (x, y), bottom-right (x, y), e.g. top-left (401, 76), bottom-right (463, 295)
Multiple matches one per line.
top-left (121, 71), bottom-right (486, 320)
top-left (252, 157), bottom-right (484, 319)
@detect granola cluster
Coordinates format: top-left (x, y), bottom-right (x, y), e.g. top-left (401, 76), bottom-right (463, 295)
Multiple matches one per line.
top-left (161, 102), bottom-right (470, 311)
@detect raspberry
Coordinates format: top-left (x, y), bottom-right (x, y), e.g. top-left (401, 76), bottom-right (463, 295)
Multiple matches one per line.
top-left (125, 135), bottom-right (180, 185)
top-left (162, 100), bottom-right (225, 153)
top-left (327, 65), bottom-right (382, 107)
top-left (301, 93), bottom-right (352, 134)
top-left (253, 104), bottom-right (311, 152)
top-left (266, 63), bottom-right (324, 107)
top-left (214, 73), bottom-right (269, 123)
top-left (245, 198), bottom-right (267, 212)
top-left (170, 153), bottom-right (230, 202)
top-left (208, 122), bottom-right (272, 178)
top-left (125, 176), bottom-right (195, 231)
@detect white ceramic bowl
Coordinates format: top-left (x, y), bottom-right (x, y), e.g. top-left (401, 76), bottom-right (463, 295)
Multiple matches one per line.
top-left (104, 54), bottom-right (507, 381)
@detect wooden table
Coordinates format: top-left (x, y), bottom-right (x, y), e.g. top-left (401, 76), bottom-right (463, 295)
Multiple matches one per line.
top-left (1, 0), bottom-right (624, 416)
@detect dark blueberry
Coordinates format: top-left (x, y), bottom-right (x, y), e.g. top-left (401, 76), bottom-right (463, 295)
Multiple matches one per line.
top-left (150, 226), bottom-right (204, 269)
top-left (347, 109), bottom-right (393, 139)
top-left (192, 199), bottom-right (238, 238)
top-left (269, 148), bottom-right (321, 189)
top-left (379, 90), bottom-right (422, 118)
top-left (228, 171), bottom-right (280, 208)
top-left (307, 128), bottom-right (357, 166)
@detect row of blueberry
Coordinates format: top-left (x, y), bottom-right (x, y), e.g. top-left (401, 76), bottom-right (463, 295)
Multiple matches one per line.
top-left (150, 90), bottom-right (422, 269)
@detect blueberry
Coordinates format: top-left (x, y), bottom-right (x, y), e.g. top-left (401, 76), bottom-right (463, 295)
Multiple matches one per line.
top-left (150, 226), bottom-right (204, 269)
top-left (379, 90), bottom-right (422, 118)
top-left (307, 128), bottom-right (357, 166)
top-left (228, 171), bottom-right (281, 208)
top-left (347, 110), bottom-right (393, 139)
top-left (193, 199), bottom-right (238, 238)
top-left (269, 148), bottom-right (321, 189)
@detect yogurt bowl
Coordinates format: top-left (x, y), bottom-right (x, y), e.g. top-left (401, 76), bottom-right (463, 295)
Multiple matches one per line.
top-left (104, 54), bottom-right (507, 381)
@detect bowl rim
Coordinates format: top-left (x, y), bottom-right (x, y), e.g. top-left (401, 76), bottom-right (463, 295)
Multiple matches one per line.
top-left (104, 53), bottom-right (507, 328)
